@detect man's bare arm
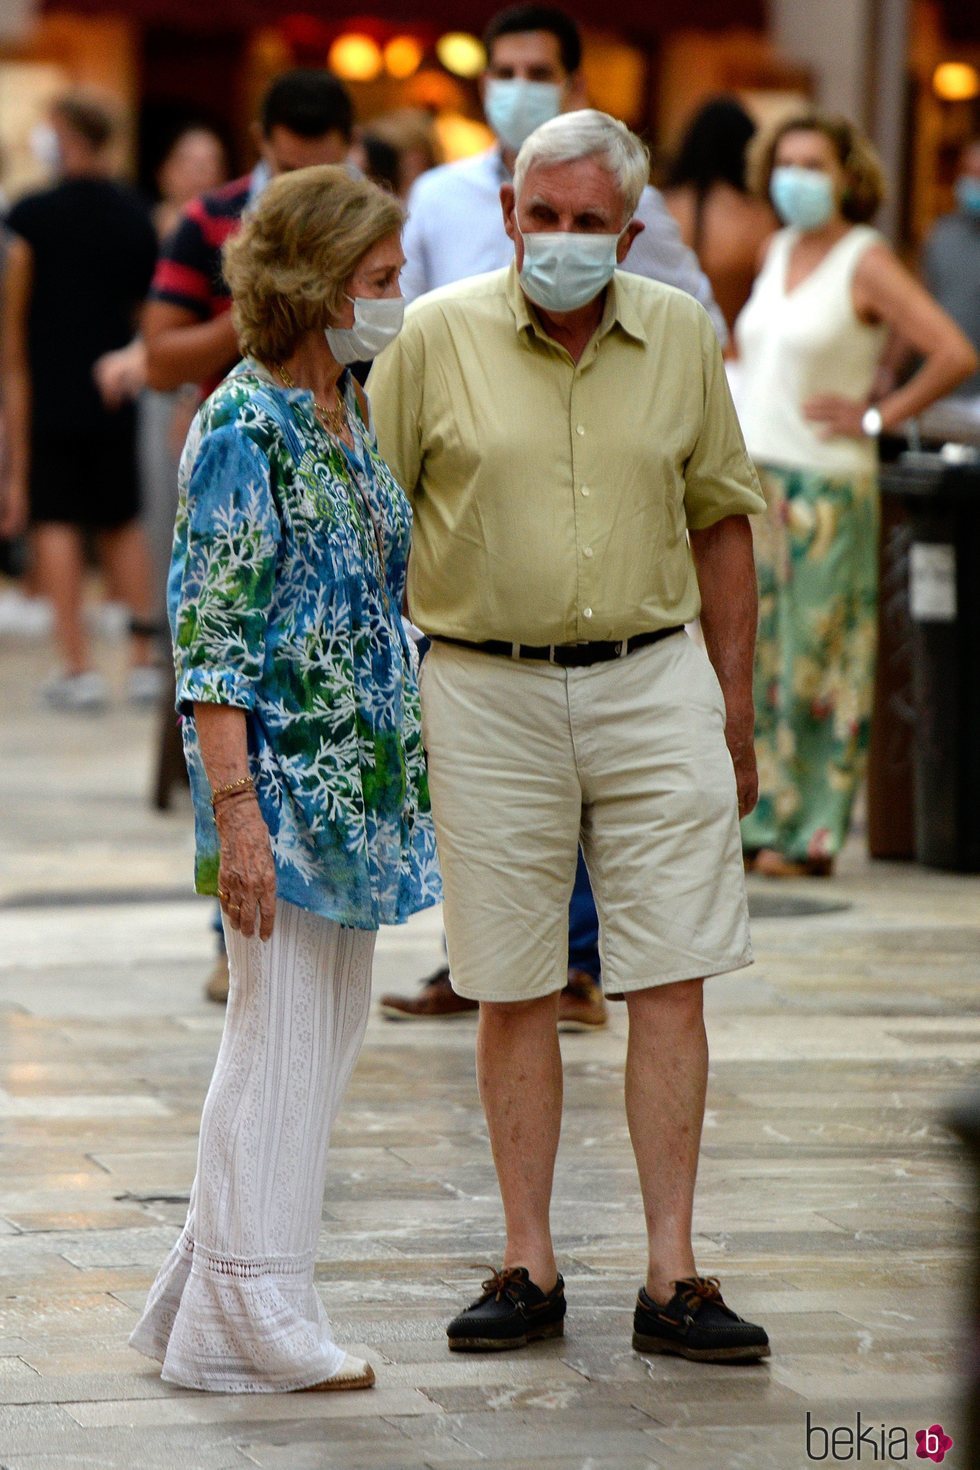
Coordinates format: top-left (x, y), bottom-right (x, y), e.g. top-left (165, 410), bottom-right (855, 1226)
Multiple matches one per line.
top-left (0, 238), bottom-right (33, 538)
top-left (142, 300), bottom-right (240, 392)
top-left (689, 513), bottom-right (759, 818)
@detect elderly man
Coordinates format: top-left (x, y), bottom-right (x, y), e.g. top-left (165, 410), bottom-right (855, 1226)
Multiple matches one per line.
top-left (369, 111), bottom-right (770, 1363)
top-left (382, 4), bottom-right (727, 1030)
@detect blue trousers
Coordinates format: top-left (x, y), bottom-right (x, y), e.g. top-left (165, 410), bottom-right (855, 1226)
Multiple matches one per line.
top-left (568, 849), bottom-right (601, 979)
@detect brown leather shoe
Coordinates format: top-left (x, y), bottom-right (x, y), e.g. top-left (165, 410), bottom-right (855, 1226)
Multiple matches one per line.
top-left (378, 965), bottom-right (479, 1020)
top-left (558, 969), bottom-right (608, 1032)
top-left (755, 848), bottom-right (834, 879)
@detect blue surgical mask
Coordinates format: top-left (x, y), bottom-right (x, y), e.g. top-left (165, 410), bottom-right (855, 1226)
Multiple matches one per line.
top-left (518, 226), bottom-right (620, 313)
top-left (484, 79), bottom-right (562, 152)
top-left (325, 294), bottom-right (405, 365)
top-left (770, 166), bottom-right (836, 230)
top-left (955, 175), bottom-right (980, 218)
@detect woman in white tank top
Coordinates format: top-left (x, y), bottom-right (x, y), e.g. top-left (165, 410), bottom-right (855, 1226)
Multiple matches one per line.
top-left (734, 111), bottom-right (976, 877)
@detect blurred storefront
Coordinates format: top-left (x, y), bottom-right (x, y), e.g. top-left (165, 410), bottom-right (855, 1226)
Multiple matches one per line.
top-left (0, 0), bottom-right (977, 248)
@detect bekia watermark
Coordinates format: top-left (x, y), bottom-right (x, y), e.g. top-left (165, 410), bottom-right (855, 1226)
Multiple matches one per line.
top-left (914, 1425), bottom-right (954, 1464)
top-left (805, 1412), bottom-right (954, 1462)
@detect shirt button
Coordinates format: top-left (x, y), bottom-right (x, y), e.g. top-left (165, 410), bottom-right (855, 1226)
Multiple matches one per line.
top-left (583, 547), bottom-right (594, 558)
top-left (576, 424), bottom-right (586, 436)
top-left (581, 485), bottom-right (590, 497)
top-left (583, 607), bottom-right (593, 620)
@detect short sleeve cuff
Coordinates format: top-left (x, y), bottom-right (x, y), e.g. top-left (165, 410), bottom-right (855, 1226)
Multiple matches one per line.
top-left (148, 286), bottom-right (210, 318)
top-left (176, 665), bottom-right (258, 713)
top-left (686, 483), bottom-right (767, 530)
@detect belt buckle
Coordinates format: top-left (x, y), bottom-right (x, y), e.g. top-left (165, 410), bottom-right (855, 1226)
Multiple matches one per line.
top-left (555, 643), bottom-right (590, 667)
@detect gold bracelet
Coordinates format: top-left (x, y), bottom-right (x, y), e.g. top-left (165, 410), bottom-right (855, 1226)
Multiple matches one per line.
top-left (211, 776), bottom-right (254, 809)
top-left (212, 788), bottom-right (257, 817)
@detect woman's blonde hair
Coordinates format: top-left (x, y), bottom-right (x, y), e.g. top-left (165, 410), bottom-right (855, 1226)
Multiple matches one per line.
top-left (223, 165), bottom-right (403, 363)
top-left (747, 109), bottom-right (886, 224)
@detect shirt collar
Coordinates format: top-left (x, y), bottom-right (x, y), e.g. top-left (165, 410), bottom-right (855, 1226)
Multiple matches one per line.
top-left (247, 161), bottom-right (271, 209)
top-left (472, 146), bottom-right (510, 187)
top-left (505, 260), bottom-right (648, 348)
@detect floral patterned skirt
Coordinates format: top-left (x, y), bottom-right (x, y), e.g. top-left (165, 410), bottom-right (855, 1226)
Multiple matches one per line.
top-left (740, 461), bottom-right (879, 863)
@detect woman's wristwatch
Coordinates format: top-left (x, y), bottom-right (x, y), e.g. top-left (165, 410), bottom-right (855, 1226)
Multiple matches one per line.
top-left (861, 406), bottom-right (883, 438)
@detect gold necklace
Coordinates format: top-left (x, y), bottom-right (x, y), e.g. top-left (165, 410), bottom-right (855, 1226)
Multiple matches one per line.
top-left (276, 363), bottom-right (348, 438)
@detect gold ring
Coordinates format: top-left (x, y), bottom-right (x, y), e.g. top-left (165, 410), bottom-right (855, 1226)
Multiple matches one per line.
top-left (217, 888), bottom-right (229, 901)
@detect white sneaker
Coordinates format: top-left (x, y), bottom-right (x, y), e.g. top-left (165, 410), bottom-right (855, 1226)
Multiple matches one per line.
top-left (127, 665), bottom-right (165, 705)
top-left (93, 600), bottom-right (131, 640)
top-left (0, 591), bottom-right (54, 639)
top-left (41, 671), bottom-right (109, 712)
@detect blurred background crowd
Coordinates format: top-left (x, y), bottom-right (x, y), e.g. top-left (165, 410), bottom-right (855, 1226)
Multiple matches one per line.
top-left (0, 0), bottom-right (978, 936)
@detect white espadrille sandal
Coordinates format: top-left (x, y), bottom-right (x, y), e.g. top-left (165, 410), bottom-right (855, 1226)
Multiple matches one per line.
top-left (300, 1353), bottom-right (375, 1392)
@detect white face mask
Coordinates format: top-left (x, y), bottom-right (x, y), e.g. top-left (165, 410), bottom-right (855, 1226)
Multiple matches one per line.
top-left (484, 79), bottom-right (562, 152)
top-left (30, 122), bottom-right (61, 173)
top-left (518, 226), bottom-right (621, 313)
top-left (769, 165), bottom-right (836, 230)
top-left (325, 294), bottom-right (405, 365)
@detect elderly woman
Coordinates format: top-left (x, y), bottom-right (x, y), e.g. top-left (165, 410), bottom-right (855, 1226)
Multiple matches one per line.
top-left (735, 111), bottom-right (977, 876)
top-left (129, 167), bottom-right (440, 1393)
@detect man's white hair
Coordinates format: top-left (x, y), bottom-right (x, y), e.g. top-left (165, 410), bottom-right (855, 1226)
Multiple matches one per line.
top-left (513, 110), bottom-right (650, 223)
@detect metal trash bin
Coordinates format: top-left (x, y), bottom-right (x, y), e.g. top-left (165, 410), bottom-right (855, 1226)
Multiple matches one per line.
top-left (867, 481), bottom-right (915, 860)
top-left (879, 454), bottom-right (980, 872)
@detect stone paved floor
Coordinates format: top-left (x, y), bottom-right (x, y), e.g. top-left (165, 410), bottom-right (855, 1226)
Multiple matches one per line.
top-left (1, 625), bottom-right (978, 1470)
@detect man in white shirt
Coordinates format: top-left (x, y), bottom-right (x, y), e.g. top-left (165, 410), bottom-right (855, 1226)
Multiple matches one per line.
top-left (399, 2), bottom-right (726, 344)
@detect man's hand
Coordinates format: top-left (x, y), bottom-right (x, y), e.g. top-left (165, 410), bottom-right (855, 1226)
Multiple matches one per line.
top-left (93, 339), bottom-right (148, 409)
top-left (723, 696), bottom-right (759, 818)
top-left (689, 515), bottom-right (760, 820)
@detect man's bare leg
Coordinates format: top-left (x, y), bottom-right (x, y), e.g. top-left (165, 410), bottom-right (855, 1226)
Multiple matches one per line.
top-left (624, 978), bottom-right (707, 1303)
top-left (476, 991), bottom-right (562, 1290)
top-left (32, 523), bottom-right (88, 674)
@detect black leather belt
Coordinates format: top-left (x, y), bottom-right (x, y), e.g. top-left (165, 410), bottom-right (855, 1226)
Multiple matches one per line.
top-left (431, 626), bottom-right (683, 668)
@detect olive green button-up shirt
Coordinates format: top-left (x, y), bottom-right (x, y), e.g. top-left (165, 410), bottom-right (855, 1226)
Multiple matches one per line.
top-left (368, 262), bottom-right (764, 646)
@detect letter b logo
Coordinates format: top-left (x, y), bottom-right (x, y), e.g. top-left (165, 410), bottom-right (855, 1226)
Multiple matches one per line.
top-left (806, 1413), bottom-right (829, 1460)
top-left (916, 1422), bottom-right (953, 1463)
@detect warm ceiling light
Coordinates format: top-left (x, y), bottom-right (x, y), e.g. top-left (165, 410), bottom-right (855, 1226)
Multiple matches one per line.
top-left (384, 35), bottom-right (424, 79)
top-left (328, 33), bottom-right (384, 82)
top-left (933, 61), bottom-right (980, 102)
top-left (436, 32), bottom-right (486, 79)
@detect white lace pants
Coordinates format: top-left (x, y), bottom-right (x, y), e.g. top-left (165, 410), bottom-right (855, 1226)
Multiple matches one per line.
top-left (130, 901), bottom-right (376, 1392)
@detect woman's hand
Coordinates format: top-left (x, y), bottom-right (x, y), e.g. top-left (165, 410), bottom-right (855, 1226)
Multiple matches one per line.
top-left (803, 394), bottom-right (868, 440)
top-left (215, 796), bottom-right (277, 941)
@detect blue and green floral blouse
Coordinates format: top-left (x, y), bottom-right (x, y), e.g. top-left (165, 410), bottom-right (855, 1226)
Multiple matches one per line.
top-left (168, 360), bottom-right (441, 929)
